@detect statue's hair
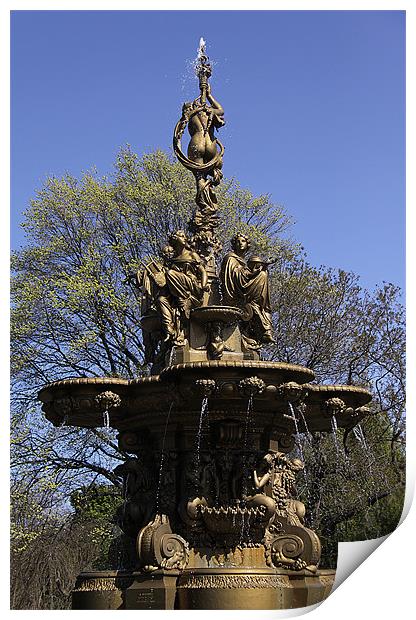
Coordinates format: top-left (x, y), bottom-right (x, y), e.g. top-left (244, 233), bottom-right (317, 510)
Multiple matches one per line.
top-left (231, 233), bottom-right (251, 251)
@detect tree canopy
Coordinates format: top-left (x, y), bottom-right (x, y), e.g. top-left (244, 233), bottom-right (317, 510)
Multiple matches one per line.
top-left (11, 148), bottom-right (405, 608)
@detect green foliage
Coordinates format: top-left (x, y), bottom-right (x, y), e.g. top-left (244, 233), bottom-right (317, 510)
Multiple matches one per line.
top-left (71, 484), bottom-right (122, 522)
top-left (69, 484), bottom-right (123, 570)
top-left (11, 147), bottom-right (295, 385)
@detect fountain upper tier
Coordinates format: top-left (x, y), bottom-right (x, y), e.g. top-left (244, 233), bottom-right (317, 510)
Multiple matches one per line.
top-left (38, 359), bottom-right (372, 436)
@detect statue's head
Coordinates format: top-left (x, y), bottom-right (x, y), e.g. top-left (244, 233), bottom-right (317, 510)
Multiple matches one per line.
top-left (169, 230), bottom-right (188, 250)
top-left (182, 101), bottom-right (193, 115)
top-left (291, 458), bottom-right (304, 471)
top-left (231, 233), bottom-right (251, 254)
top-left (162, 244), bottom-right (174, 260)
top-left (264, 450), bottom-right (285, 466)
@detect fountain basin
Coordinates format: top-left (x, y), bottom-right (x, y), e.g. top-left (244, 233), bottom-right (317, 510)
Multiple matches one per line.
top-left (38, 361), bottom-right (372, 435)
top-left (191, 305), bottom-right (245, 324)
top-left (198, 502), bottom-right (271, 535)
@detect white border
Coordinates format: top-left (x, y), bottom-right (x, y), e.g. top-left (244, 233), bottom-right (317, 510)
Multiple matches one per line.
top-left (2, 2), bottom-right (413, 618)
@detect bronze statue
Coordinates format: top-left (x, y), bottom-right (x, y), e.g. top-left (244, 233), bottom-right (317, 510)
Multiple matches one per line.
top-left (38, 40), bottom-right (375, 610)
top-left (186, 84), bottom-right (225, 169)
top-left (173, 42), bottom-right (225, 259)
top-left (220, 233), bottom-right (275, 347)
top-left (135, 230), bottom-right (208, 361)
top-left (165, 230), bottom-right (209, 320)
top-left (252, 450), bottom-right (306, 525)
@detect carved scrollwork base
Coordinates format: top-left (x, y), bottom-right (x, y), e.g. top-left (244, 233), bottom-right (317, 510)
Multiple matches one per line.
top-left (137, 515), bottom-right (189, 572)
top-left (264, 516), bottom-right (321, 572)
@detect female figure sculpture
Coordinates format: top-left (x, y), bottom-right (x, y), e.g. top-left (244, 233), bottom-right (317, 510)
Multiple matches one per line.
top-left (187, 84), bottom-right (225, 170)
top-left (220, 233), bottom-right (274, 347)
top-left (165, 229), bottom-right (209, 320)
top-left (135, 231), bottom-right (208, 361)
top-left (173, 80), bottom-right (225, 258)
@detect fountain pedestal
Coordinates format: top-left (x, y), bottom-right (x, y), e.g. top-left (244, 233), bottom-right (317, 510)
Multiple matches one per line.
top-left (39, 359), bottom-right (370, 610)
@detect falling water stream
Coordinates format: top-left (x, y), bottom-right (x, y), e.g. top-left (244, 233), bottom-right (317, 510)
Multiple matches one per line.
top-left (353, 423), bottom-right (368, 450)
top-left (242, 394), bottom-right (253, 497)
top-left (288, 403), bottom-right (312, 506)
top-left (123, 472), bottom-right (130, 521)
top-left (239, 394), bottom-right (254, 543)
top-left (195, 396), bottom-right (209, 484)
top-left (289, 403), bottom-right (306, 464)
top-left (297, 405), bottom-right (312, 444)
top-left (155, 402), bottom-right (174, 515)
top-left (168, 347), bottom-right (175, 367)
top-left (330, 414), bottom-right (340, 457)
top-left (352, 422), bottom-right (382, 535)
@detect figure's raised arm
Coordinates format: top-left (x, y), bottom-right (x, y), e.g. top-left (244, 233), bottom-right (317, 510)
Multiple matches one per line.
top-left (254, 469), bottom-right (270, 491)
top-left (206, 84), bottom-right (224, 117)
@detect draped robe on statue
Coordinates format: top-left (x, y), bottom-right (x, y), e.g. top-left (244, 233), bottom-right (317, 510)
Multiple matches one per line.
top-left (166, 254), bottom-right (205, 311)
top-left (220, 252), bottom-right (273, 342)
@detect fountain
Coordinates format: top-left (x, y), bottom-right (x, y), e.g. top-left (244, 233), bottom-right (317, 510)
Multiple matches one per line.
top-left (37, 40), bottom-right (373, 610)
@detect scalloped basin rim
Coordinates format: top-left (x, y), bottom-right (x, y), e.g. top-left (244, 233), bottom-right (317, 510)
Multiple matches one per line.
top-left (160, 360), bottom-right (315, 378)
top-left (37, 361), bottom-right (317, 400)
top-left (37, 368), bottom-right (373, 406)
top-left (303, 383), bottom-right (372, 399)
top-left (37, 376), bottom-right (131, 398)
top-left (191, 305), bottom-right (245, 323)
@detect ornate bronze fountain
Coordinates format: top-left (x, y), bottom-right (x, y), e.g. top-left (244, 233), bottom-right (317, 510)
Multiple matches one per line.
top-left (38, 39), bottom-right (372, 610)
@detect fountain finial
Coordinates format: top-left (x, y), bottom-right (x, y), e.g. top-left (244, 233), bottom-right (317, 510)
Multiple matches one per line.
top-left (196, 37), bottom-right (212, 104)
top-left (173, 40), bottom-right (225, 263)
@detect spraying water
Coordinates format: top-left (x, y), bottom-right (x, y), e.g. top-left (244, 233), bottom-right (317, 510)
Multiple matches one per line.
top-left (103, 409), bottom-right (110, 429)
top-left (60, 414), bottom-right (68, 428)
top-left (197, 37), bottom-right (207, 62)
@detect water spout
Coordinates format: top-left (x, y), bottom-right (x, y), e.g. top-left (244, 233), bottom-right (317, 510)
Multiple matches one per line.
top-left (103, 409), bottom-right (110, 429)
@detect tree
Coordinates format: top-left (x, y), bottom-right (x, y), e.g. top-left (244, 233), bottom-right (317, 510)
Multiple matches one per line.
top-left (11, 146), bottom-right (296, 496)
top-left (11, 148), bottom-right (405, 604)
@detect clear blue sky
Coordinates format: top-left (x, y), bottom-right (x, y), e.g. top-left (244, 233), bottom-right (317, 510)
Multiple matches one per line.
top-left (11, 10), bottom-right (405, 292)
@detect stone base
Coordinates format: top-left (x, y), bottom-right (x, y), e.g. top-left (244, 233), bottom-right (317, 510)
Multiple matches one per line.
top-left (176, 568), bottom-right (334, 610)
top-left (72, 571), bottom-right (134, 610)
top-left (71, 568), bottom-right (335, 610)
